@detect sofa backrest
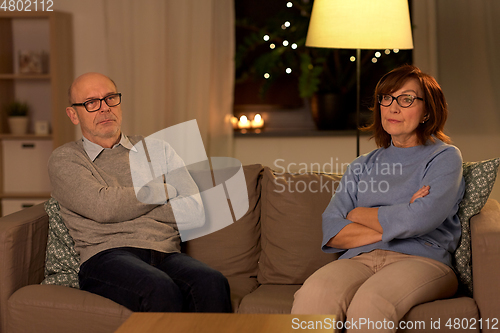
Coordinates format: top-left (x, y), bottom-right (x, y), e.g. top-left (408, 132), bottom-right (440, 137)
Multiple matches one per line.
top-left (257, 167), bottom-right (341, 284)
top-left (184, 164), bottom-right (263, 278)
top-left (0, 204), bottom-right (49, 333)
top-left (185, 165), bottom-right (342, 285)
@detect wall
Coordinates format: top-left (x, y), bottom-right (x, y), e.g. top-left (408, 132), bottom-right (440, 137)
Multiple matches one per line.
top-left (436, 0), bottom-right (500, 201)
top-left (53, 0), bottom-right (109, 139)
top-left (53, 0), bottom-right (108, 76)
top-left (234, 135), bottom-right (377, 173)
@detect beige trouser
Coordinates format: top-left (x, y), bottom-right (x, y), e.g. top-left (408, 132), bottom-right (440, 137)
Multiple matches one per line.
top-left (291, 249), bottom-right (457, 332)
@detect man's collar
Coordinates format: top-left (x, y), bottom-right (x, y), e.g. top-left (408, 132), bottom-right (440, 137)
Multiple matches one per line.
top-left (82, 134), bottom-right (137, 161)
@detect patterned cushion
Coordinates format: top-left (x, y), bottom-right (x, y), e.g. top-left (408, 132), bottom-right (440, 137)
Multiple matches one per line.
top-left (454, 158), bottom-right (500, 296)
top-left (41, 198), bottom-right (80, 288)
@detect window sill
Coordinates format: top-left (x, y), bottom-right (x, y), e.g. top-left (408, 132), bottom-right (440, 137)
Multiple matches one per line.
top-left (233, 103), bottom-right (365, 138)
top-left (233, 128), bottom-right (358, 138)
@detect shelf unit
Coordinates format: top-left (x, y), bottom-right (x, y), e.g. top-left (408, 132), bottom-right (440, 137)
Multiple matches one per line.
top-left (0, 11), bottom-right (74, 215)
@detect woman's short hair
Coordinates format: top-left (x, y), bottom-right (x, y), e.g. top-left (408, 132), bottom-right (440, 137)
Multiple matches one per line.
top-left (363, 64), bottom-right (450, 148)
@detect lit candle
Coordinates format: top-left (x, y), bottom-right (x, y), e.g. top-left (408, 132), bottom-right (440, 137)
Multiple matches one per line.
top-left (251, 114), bottom-right (264, 129)
top-left (238, 115), bottom-right (251, 129)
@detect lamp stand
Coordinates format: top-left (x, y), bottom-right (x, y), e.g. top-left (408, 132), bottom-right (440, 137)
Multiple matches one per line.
top-left (356, 48), bottom-right (361, 157)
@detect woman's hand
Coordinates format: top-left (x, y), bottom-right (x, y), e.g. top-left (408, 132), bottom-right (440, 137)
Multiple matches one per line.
top-left (328, 185), bottom-right (430, 249)
top-left (326, 223), bottom-right (382, 249)
top-left (410, 185), bottom-right (430, 204)
top-left (346, 207), bottom-right (383, 233)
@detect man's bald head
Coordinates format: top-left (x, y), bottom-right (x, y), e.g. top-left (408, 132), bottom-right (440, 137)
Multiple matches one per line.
top-left (68, 73), bottom-right (118, 105)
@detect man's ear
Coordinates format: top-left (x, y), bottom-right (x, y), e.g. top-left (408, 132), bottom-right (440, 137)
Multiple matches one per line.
top-left (66, 106), bottom-right (80, 125)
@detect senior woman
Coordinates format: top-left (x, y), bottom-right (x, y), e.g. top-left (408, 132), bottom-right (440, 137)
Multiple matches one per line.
top-left (291, 65), bottom-right (464, 331)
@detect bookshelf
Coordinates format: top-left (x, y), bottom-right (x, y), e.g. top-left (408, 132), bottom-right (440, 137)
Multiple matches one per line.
top-left (0, 11), bottom-right (74, 215)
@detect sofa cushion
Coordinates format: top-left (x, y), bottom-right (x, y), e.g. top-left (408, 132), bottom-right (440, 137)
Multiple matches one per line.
top-left (41, 198), bottom-right (80, 288)
top-left (454, 158), bottom-right (500, 296)
top-left (238, 284), bottom-right (301, 314)
top-left (185, 164), bottom-right (263, 278)
top-left (7, 284), bottom-right (131, 333)
top-left (226, 276), bottom-right (259, 312)
top-left (401, 297), bottom-right (478, 332)
top-left (258, 167), bottom-right (341, 285)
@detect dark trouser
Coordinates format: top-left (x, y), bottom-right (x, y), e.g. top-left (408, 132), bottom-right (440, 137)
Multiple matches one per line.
top-left (78, 247), bottom-right (232, 313)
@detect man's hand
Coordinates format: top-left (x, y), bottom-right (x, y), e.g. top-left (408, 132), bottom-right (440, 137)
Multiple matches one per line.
top-left (410, 185), bottom-right (430, 204)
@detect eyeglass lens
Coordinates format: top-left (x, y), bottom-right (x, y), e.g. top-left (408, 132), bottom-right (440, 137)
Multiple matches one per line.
top-left (85, 94), bottom-right (121, 112)
top-left (378, 94), bottom-right (416, 108)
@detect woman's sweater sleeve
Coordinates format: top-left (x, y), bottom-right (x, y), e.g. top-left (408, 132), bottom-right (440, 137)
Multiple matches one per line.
top-left (321, 164), bottom-right (358, 253)
top-left (378, 146), bottom-right (464, 242)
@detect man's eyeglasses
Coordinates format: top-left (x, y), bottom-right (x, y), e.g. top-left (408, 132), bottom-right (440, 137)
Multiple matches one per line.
top-left (377, 94), bottom-right (423, 108)
top-left (72, 93), bottom-right (122, 112)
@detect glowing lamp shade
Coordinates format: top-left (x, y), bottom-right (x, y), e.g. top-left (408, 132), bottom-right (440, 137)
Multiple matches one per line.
top-left (306, 0), bottom-right (413, 50)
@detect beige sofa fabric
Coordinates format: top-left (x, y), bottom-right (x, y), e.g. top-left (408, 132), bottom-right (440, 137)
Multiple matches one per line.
top-left (257, 167), bottom-right (341, 284)
top-left (0, 204), bottom-right (48, 333)
top-left (7, 285), bottom-right (131, 333)
top-left (238, 284), bottom-right (301, 314)
top-left (471, 199), bottom-right (500, 332)
top-left (185, 164), bottom-right (263, 278)
top-left (225, 276), bottom-right (259, 312)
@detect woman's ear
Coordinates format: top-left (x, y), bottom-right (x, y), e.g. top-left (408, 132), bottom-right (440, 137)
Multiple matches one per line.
top-left (421, 114), bottom-right (430, 123)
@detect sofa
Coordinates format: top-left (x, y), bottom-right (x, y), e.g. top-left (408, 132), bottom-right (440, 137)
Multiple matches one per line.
top-left (1, 163), bottom-right (500, 333)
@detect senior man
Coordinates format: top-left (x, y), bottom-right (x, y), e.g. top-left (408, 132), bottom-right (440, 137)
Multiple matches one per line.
top-left (48, 72), bottom-right (231, 312)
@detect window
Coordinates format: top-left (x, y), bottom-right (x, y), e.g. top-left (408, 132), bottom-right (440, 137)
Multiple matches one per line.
top-left (234, 0), bottom-right (412, 134)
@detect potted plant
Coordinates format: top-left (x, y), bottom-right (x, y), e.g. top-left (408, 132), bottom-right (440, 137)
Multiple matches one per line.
top-left (5, 101), bottom-right (29, 135)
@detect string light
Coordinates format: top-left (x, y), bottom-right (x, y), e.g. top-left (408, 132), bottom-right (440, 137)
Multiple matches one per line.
top-left (372, 57), bottom-right (378, 63)
top-left (270, 43), bottom-right (276, 49)
top-left (393, 49), bottom-right (400, 53)
top-left (284, 21), bottom-right (291, 28)
top-left (263, 35), bottom-right (270, 41)
top-left (283, 40), bottom-right (289, 47)
top-left (264, 73), bottom-right (270, 79)
top-left (385, 49), bottom-right (391, 55)
top-left (350, 56), bottom-right (356, 62)
top-left (375, 52), bottom-right (381, 58)
top-left (286, 2), bottom-right (293, 8)
top-left (291, 43), bottom-right (298, 49)
top-left (286, 68), bottom-right (292, 74)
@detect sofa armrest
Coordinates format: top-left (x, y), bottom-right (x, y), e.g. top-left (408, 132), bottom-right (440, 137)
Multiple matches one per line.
top-left (0, 203), bottom-right (48, 333)
top-left (471, 199), bottom-right (500, 327)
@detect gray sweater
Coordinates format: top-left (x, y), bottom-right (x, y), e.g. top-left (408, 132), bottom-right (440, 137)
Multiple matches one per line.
top-left (48, 135), bottom-right (204, 264)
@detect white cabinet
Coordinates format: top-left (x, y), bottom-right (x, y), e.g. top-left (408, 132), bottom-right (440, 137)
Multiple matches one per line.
top-left (2, 198), bottom-right (46, 216)
top-left (2, 139), bottom-right (52, 193)
top-left (0, 138), bottom-right (53, 216)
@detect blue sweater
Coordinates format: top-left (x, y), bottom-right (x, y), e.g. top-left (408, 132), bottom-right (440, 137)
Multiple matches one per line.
top-left (322, 138), bottom-right (465, 267)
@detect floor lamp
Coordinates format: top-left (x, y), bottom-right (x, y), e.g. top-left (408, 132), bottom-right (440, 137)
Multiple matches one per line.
top-left (306, 0), bottom-right (414, 157)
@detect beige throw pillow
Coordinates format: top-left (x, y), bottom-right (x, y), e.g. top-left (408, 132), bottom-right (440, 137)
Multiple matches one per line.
top-left (258, 167), bottom-right (341, 285)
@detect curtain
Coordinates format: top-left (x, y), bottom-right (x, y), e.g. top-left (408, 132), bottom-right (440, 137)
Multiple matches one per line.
top-left (434, 0), bottom-right (500, 135)
top-left (103, 0), bottom-right (234, 157)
